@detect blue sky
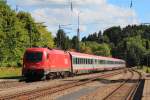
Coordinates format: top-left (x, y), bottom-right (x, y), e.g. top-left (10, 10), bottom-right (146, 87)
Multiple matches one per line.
top-left (108, 0), bottom-right (150, 23)
top-left (7, 0), bottom-right (150, 38)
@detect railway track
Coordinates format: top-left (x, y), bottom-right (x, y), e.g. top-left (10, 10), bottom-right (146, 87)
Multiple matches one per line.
top-left (0, 70), bottom-right (125, 100)
top-left (0, 81), bottom-right (26, 90)
top-left (102, 69), bottom-right (142, 100)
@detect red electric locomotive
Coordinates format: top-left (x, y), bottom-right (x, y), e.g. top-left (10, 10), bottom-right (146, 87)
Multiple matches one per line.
top-left (22, 48), bottom-right (71, 79)
top-left (22, 47), bottom-right (126, 80)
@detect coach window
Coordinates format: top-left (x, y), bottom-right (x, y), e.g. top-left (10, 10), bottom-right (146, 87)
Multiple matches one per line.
top-left (87, 59), bottom-right (88, 64)
top-left (89, 59), bottom-right (91, 64)
top-left (76, 58), bottom-right (78, 64)
top-left (106, 61), bottom-right (108, 64)
top-left (95, 59), bottom-right (97, 64)
top-left (78, 58), bottom-right (81, 64)
top-left (109, 61), bottom-right (111, 64)
top-left (90, 59), bottom-right (91, 64)
top-left (73, 58), bottom-right (76, 64)
top-left (86, 59), bottom-right (88, 64)
top-left (100, 60), bottom-right (104, 64)
top-left (88, 59), bottom-right (90, 64)
top-left (73, 58), bottom-right (74, 64)
top-left (99, 60), bottom-right (101, 64)
top-left (74, 58), bottom-right (77, 64)
top-left (79, 58), bottom-right (81, 64)
top-left (100, 60), bottom-right (102, 64)
top-left (75, 58), bottom-right (77, 64)
top-left (116, 61), bottom-right (118, 64)
top-left (106, 60), bottom-right (110, 64)
top-left (107, 61), bottom-right (109, 64)
top-left (112, 61), bottom-right (114, 64)
top-left (109, 61), bottom-right (113, 64)
top-left (83, 58), bottom-right (85, 64)
top-left (110, 61), bottom-right (113, 64)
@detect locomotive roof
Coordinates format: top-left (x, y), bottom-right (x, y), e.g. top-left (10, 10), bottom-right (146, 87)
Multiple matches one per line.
top-left (26, 48), bottom-right (68, 54)
top-left (26, 48), bottom-right (125, 62)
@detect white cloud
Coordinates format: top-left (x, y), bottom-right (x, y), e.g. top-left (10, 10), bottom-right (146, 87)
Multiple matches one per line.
top-left (16, 0), bottom-right (105, 6)
top-left (17, 0), bottom-right (139, 37)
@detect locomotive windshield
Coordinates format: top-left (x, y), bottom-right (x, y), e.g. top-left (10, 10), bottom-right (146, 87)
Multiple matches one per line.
top-left (25, 52), bottom-right (43, 62)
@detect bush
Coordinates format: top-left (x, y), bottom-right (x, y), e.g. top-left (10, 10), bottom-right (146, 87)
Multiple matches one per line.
top-left (146, 68), bottom-right (149, 73)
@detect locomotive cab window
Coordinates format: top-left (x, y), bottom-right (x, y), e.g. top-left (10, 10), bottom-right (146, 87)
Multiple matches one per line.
top-left (25, 52), bottom-right (43, 62)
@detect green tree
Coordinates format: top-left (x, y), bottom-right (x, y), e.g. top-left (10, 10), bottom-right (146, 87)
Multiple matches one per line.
top-left (55, 29), bottom-right (70, 50)
top-left (17, 11), bottom-right (40, 47)
top-left (0, 1), bottom-right (54, 67)
top-left (71, 36), bottom-right (78, 50)
top-left (103, 26), bottom-right (121, 46)
top-left (80, 41), bottom-right (111, 57)
top-left (35, 23), bottom-right (54, 48)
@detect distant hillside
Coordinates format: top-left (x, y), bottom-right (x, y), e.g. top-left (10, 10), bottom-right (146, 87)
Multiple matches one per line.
top-left (81, 25), bottom-right (150, 67)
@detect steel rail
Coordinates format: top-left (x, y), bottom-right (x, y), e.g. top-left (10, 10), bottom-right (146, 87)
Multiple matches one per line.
top-left (102, 69), bottom-right (142, 100)
top-left (0, 70), bottom-right (125, 100)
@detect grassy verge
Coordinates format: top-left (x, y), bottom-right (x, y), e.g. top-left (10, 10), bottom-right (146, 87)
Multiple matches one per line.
top-left (137, 66), bottom-right (150, 73)
top-left (0, 67), bottom-right (22, 78)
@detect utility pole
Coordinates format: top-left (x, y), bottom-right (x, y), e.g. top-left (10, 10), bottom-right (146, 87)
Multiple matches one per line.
top-left (77, 13), bottom-right (80, 52)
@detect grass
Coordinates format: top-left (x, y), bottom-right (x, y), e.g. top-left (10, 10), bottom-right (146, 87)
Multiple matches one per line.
top-left (137, 66), bottom-right (150, 73)
top-left (0, 67), bottom-right (22, 78)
